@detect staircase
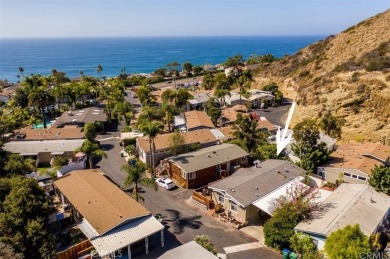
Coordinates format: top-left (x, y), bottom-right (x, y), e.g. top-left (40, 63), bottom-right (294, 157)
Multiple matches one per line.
top-left (155, 161), bottom-right (167, 176)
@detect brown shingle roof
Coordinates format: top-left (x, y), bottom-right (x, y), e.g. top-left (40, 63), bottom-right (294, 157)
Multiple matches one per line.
top-left (137, 129), bottom-right (218, 153)
top-left (13, 126), bottom-right (84, 140)
top-left (53, 170), bottom-right (150, 235)
top-left (257, 119), bottom-right (278, 131)
top-left (322, 142), bottom-right (390, 175)
top-left (184, 110), bottom-right (214, 130)
top-left (221, 105), bottom-right (248, 123)
top-left (218, 126), bottom-right (236, 139)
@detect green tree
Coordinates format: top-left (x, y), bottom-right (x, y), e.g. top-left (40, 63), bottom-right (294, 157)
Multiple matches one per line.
top-left (154, 68), bottom-right (168, 78)
top-left (137, 85), bottom-right (154, 107)
top-left (74, 140), bottom-right (107, 169)
top-left (319, 112), bottom-right (345, 139)
top-left (12, 88), bottom-right (29, 108)
top-left (369, 165), bottom-right (390, 195)
top-left (112, 101), bottom-right (134, 125)
top-left (225, 54), bottom-right (245, 78)
top-left (254, 143), bottom-right (284, 161)
top-left (236, 70), bottom-right (253, 104)
top-left (324, 225), bottom-right (372, 259)
top-left (18, 66), bottom-right (24, 79)
top-left (28, 86), bottom-right (55, 128)
top-left (121, 161), bottom-right (157, 202)
top-left (166, 61), bottom-right (181, 87)
top-left (137, 121), bottom-right (164, 170)
top-left (83, 122), bottom-right (96, 141)
top-left (4, 154), bottom-right (35, 175)
top-left (96, 64), bottom-right (103, 79)
top-left (0, 242), bottom-right (23, 259)
top-left (0, 177), bottom-right (55, 258)
top-left (194, 235), bottom-right (217, 255)
top-left (163, 103), bottom-right (179, 132)
top-left (291, 119), bottom-right (330, 173)
top-left (193, 65), bottom-right (204, 76)
top-left (168, 131), bottom-right (186, 156)
top-left (202, 73), bottom-right (214, 90)
top-left (289, 232), bottom-right (319, 259)
top-left (207, 107), bottom-right (222, 127)
top-left (182, 62), bottom-right (193, 77)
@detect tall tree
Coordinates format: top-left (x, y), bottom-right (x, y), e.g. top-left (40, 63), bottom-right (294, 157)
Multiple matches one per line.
top-left (137, 121), bottom-right (164, 170)
top-left (137, 85), bottom-right (154, 107)
top-left (74, 140), bottom-right (107, 169)
top-left (96, 64), bottom-right (103, 79)
top-left (12, 88), bottom-right (29, 108)
top-left (193, 65), bottom-right (204, 76)
top-left (18, 67), bottom-right (24, 79)
top-left (236, 70), bottom-right (253, 104)
top-left (202, 73), bottom-right (214, 90)
top-left (121, 161), bottom-right (157, 202)
top-left (324, 225), bottom-right (372, 259)
top-left (168, 131), bottom-right (186, 156)
top-left (369, 165), bottom-right (390, 195)
top-left (83, 122), bottom-right (96, 141)
top-left (182, 62), bottom-right (193, 78)
top-left (112, 101), bottom-right (134, 125)
top-left (28, 87), bottom-right (55, 128)
top-left (4, 154), bottom-right (35, 176)
top-left (166, 62), bottom-right (181, 88)
top-left (225, 54), bottom-right (245, 78)
top-left (290, 232), bottom-right (321, 259)
top-left (319, 112), bottom-right (345, 139)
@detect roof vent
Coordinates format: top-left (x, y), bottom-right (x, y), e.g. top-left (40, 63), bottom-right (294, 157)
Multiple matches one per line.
top-left (207, 154), bottom-right (211, 158)
top-left (226, 186), bottom-right (229, 189)
top-left (256, 187), bottom-right (258, 190)
top-left (285, 168), bottom-right (289, 172)
top-left (232, 189), bottom-right (235, 192)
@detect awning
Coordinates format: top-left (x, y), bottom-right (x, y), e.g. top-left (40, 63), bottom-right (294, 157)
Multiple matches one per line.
top-left (252, 176), bottom-right (309, 216)
top-left (20, 152), bottom-right (39, 156)
top-left (89, 215), bottom-right (164, 256)
top-left (51, 151), bottom-right (65, 155)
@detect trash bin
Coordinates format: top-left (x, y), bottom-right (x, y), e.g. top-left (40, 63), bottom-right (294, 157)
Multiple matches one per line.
top-left (289, 252), bottom-right (298, 259)
top-left (282, 249), bottom-right (291, 259)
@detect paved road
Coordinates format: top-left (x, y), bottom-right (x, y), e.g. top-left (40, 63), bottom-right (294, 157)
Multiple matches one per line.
top-left (96, 137), bottom-right (280, 258)
top-left (253, 101), bottom-right (292, 127)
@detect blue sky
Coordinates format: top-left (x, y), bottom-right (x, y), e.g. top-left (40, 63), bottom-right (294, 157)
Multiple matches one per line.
top-left (0, 0), bottom-right (389, 38)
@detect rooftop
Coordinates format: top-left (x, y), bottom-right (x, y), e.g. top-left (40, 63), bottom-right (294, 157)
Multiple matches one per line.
top-left (52, 107), bottom-right (107, 127)
top-left (159, 241), bottom-right (218, 259)
top-left (184, 110), bottom-right (215, 130)
top-left (167, 143), bottom-right (248, 173)
top-left (53, 170), bottom-right (151, 235)
top-left (4, 139), bottom-right (85, 154)
top-left (137, 129), bottom-right (218, 153)
top-left (209, 160), bottom-right (305, 206)
top-left (221, 105), bottom-right (248, 123)
top-left (12, 126), bottom-right (84, 141)
top-left (295, 184), bottom-right (390, 237)
top-left (321, 142), bottom-right (390, 174)
top-left (188, 92), bottom-right (212, 105)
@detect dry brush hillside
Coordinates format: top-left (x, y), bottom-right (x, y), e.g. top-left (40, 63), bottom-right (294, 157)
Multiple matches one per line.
top-left (253, 9), bottom-right (390, 142)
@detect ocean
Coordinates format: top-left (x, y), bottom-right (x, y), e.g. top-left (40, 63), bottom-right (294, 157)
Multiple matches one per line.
top-left (0, 36), bottom-right (325, 83)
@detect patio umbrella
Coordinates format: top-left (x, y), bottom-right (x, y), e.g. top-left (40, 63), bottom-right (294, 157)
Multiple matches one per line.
top-left (75, 152), bottom-right (86, 157)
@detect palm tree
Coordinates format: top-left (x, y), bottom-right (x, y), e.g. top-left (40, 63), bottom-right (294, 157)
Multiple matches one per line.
top-left (28, 87), bottom-right (55, 128)
top-left (121, 161), bottom-right (157, 202)
top-left (18, 66), bottom-right (24, 79)
top-left (162, 103), bottom-right (179, 132)
top-left (202, 73), bottom-right (214, 90)
top-left (137, 121), bottom-right (164, 171)
top-left (214, 87), bottom-right (230, 107)
top-left (74, 140), bottom-right (107, 169)
top-left (166, 62), bottom-right (181, 88)
top-left (96, 64), bottom-right (103, 79)
top-left (236, 70), bottom-right (253, 104)
top-left (112, 101), bottom-right (134, 125)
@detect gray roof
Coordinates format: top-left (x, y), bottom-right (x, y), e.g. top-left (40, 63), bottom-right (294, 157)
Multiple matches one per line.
top-left (4, 139), bottom-right (85, 154)
top-left (189, 92), bottom-right (212, 105)
top-left (53, 107), bottom-right (107, 127)
top-left (319, 133), bottom-right (337, 149)
top-left (295, 184), bottom-right (390, 237)
top-left (167, 143), bottom-right (248, 173)
top-left (209, 160), bottom-right (305, 206)
top-left (159, 241), bottom-right (218, 259)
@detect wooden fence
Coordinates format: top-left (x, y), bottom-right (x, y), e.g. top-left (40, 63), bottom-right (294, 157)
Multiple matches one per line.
top-left (56, 240), bottom-right (94, 259)
top-left (192, 189), bottom-right (213, 209)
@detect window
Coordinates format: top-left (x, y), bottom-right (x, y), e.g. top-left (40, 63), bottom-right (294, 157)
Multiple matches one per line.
top-left (241, 156), bottom-right (247, 163)
top-left (317, 168), bottom-right (326, 178)
top-left (181, 170), bottom-right (187, 179)
top-left (216, 164), bottom-right (221, 171)
top-left (230, 201), bottom-right (238, 213)
top-left (188, 172), bottom-right (196, 180)
top-left (352, 175), bottom-right (358, 179)
top-left (218, 194), bottom-right (225, 204)
top-left (358, 176), bottom-right (367, 181)
top-left (344, 172), bottom-right (351, 177)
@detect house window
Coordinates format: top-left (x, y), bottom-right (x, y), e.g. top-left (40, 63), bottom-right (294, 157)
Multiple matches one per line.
top-left (218, 194), bottom-right (225, 204)
top-left (181, 170), bottom-right (187, 179)
top-left (358, 176), bottom-right (367, 181)
top-left (241, 156), bottom-right (247, 163)
top-left (352, 175), bottom-right (358, 179)
top-left (230, 201), bottom-right (238, 213)
top-left (317, 168), bottom-right (326, 178)
top-left (188, 172), bottom-right (196, 180)
top-left (344, 172), bottom-right (351, 177)
top-left (216, 164), bottom-right (221, 171)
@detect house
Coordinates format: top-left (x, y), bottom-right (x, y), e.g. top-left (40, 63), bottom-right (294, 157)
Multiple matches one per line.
top-left (256, 116), bottom-right (278, 135)
top-left (188, 92), bottom-right (212, 110)
top-left (52, 107), bottom-right (108, 128)
top-left (10, 126), bottom-right (84, 141)
top-left (317, 142), bottom-right (390, 184)
top-left (161, 143), bottom-right (248, 189)
top-left (159, 241), bottom-right (218, 259)
top-left (3, 139), bottom-right (85, 165)
top-left (225, 91), bottom-right (249, 106)
top-left (184, 110), bottom-right (215, 131)
top-left (26, 171), bottom-right (55, 193)
top-left (220, 105), bottom-right (248, 126)
top-left (248, 89), bottom-right (274, 107)
top-left (53, 169), bottom-right (165, 258)
top-left (208, 160), bottom-right (307, 224)
top-left (294, 184), bottom-right (390, 250)
top-left (136, 129), bottom-right (219, 167)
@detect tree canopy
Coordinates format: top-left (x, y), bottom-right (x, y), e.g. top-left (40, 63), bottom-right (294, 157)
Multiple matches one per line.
top-left (324, 225), bottom-right (372, 259)
top-left (319, 112), bottom-right (345, 139)
top-left (194, 235), bottom-right (217, 255)
top-left (369, 165), bottom-right (390, 195)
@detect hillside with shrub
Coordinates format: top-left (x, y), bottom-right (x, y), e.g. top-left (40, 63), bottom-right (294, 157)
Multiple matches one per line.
top-left (253, 9), bottom-right (390, 142)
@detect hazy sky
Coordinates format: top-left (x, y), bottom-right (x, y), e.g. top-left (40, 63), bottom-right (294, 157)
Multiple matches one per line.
top-left (0, 0), bottom-right (389, 38)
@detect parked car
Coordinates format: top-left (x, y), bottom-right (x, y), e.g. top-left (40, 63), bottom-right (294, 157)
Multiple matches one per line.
top-left (156, 177), bottom-right (175, 190)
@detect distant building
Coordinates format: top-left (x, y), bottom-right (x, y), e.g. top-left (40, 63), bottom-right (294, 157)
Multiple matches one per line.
top-left (184, 110), bottom-right (215, 131)
top-left (317, 142), bottom-right (390, 184)
top-left (53, 169), bottom-right (165, 258)
top-left (220, 105), bottom-right (248, 126)
top-left (160, 143), bottom-right (248, 189)
top-left (136, 129), bottom-right (219, 167)
top-left (294, 183), bottom-right (390, 250)
top-left (159, 241), bottom-right (218, 259)
top-left (247, 89), bottom-right (274, 107)
top-left (225, 91), bottom-right (249, 106)
top-left (188, 92), bottom-right (212, 110)
top-left (10, 126), bottom-right (84, 141)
